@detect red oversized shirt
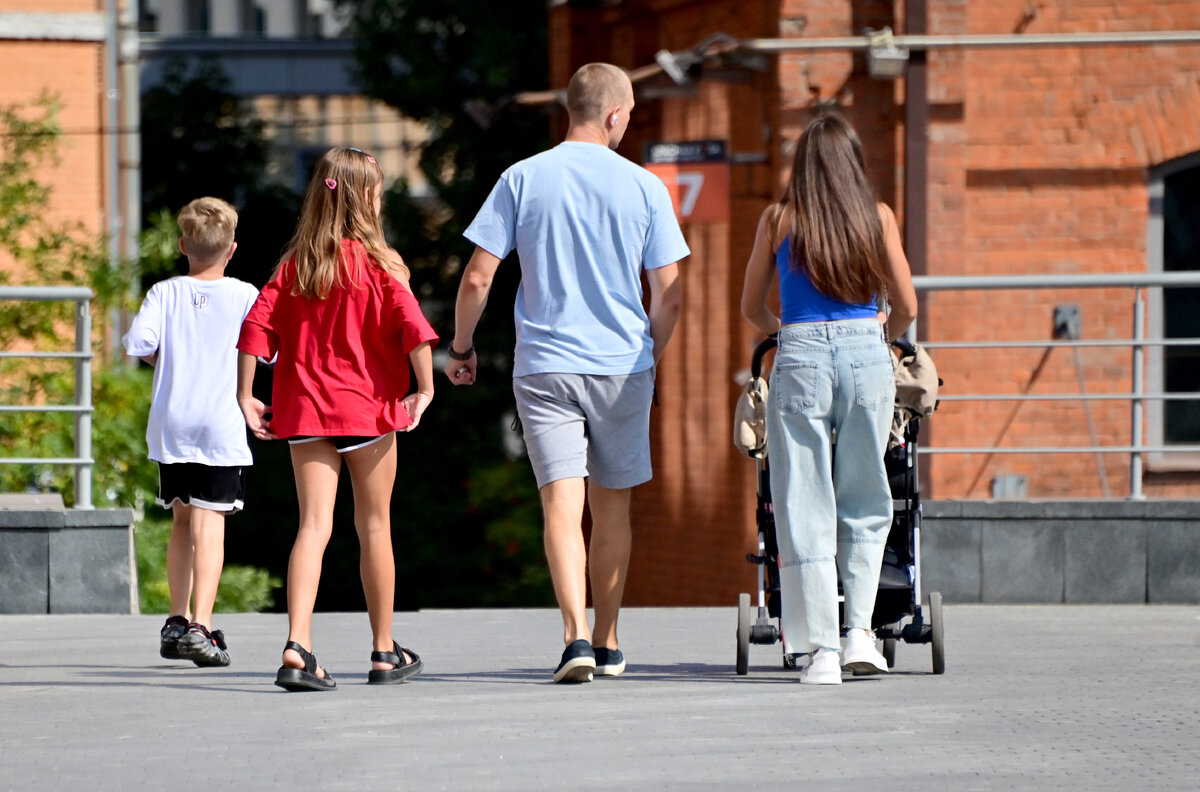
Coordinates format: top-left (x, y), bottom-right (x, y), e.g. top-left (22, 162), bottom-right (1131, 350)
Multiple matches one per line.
top-left (237, 240), bottom-right (439, 437)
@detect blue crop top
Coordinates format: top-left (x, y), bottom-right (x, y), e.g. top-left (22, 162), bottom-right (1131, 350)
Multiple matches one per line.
top-left (776, 236), bottom-right (878, 324)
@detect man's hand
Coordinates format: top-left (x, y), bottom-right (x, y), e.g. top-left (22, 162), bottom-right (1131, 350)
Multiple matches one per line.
top-left (443, 348), bottom-right (478, 386)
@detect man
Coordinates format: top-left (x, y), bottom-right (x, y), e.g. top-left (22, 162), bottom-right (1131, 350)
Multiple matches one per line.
top-left (444, 63), bottom-right (688, 683)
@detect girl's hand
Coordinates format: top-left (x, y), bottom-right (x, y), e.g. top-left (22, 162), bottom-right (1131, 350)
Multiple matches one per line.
top-left (399, 390), bottom-right (433, 431)
top-left (239, 397), bottom-right (277, 440)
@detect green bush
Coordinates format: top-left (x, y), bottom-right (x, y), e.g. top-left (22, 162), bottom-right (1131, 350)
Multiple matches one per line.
top-left (134, 516), bottom-right (281, 614)
top-left (1, 93), bottom-right (280, 613)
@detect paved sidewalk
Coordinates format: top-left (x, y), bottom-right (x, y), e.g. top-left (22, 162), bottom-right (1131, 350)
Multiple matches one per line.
top-left (2, 605), bottom-right (1199, 791)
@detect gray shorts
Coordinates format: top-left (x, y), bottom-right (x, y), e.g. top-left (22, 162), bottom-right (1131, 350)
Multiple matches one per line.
top-left (513, 369), bottom-right (656, 490)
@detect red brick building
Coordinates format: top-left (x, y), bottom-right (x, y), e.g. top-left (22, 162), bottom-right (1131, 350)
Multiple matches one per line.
top-left (0, 2), bottom-right (112, 274)
top-left (545, 0), bottom-right (1200, 604)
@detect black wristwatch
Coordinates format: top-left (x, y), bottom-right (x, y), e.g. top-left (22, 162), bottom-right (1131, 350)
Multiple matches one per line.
top-left (447, 344), bottom-right (474, 361)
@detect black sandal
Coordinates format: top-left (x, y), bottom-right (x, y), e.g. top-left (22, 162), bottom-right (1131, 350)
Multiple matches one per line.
top-left (367, 640), bottom-right (423, 685)
top-left (275, 641), bottom-right (336, 692)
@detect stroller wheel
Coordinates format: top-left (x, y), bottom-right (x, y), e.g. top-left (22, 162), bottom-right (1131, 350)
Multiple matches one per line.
top-left (882, 637), bottom-right (897, 669)
top-left (929, 591), bottom-right (946, 675)
top-left (736, 593), bottom-right (751, 675)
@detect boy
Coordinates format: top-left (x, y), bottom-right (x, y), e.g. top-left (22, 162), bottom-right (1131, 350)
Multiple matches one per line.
top-left (123, 197), bottom-right (259, 667)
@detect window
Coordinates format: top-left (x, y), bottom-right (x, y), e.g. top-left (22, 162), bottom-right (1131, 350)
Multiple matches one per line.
top-left (1148, 152), bottom-right (1200, 467)
top-left (184, 0), bottom-right (210, 34)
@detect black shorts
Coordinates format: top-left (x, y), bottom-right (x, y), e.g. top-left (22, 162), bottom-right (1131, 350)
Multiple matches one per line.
top-left (157, 463), bottom-right (245, 513)
top-left (287, 434), bottom-right (390, 453)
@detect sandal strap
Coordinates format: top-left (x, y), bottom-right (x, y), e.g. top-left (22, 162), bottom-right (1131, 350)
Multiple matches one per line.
top-left (284, 640), bottom-right (317, 675)
top-left (370, 640), bottom-right (419, 668)
top-left (370, 640), bottom-right (402, 667)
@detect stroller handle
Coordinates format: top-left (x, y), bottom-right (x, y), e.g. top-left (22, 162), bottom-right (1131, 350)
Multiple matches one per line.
top-left (750, 336), bottom-right (778, 379)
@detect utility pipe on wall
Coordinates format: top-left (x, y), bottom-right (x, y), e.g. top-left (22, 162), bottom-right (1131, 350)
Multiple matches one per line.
top-left (118, 0), bottom-right (140, 294)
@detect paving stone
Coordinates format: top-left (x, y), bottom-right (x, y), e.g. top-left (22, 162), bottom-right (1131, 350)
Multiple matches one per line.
top-left (921, 518), bottom-right (981, 603)
top-left (982, 521), bottom-right (1065, 603)
top-left (1, 606), bottom-right (1198, 791)
top-left (1147, 522), bottom-right (1200, 603)
top-left (0, 528), bottom-right (48, 613)
top-left (1064, 520), bottom-right (1146, 603)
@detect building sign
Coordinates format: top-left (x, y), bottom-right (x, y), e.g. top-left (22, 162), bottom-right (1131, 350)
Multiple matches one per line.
top-left (644, 139), bottom-right (730, 223)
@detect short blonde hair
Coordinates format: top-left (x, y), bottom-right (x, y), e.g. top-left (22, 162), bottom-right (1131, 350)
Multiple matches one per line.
top-left (177, 197), bottom-right (238, 261)
top-left (566, 63), bottom-right (631, 124)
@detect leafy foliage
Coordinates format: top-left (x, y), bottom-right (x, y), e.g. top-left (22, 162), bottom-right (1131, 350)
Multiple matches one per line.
top-left (324, 0), bottom-right (556, 608)
top-left (136, 516), bottom-right (280, 614)
top-left (139, 57), bottom-right (299, 288)
top-left (0, 93), bottom-right (277, 611)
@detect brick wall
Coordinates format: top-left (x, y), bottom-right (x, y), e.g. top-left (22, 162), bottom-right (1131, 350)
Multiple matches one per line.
top-left (0, 2), bottom-right (108, 275)
top-left (931, 0), bottom-right (1200, 499)
top-left (550, 0), bottom-right (1200, 605)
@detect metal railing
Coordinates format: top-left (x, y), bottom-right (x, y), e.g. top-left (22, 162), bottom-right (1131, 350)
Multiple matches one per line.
top-left (0, 286), bottom-right (94, 509)
top-left (909, 272), bottom-right (1200, 499)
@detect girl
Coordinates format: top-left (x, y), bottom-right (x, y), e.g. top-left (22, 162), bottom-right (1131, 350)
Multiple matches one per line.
top-left (237, 147), bottom-right (438, 691)
top-left (740, 114), bottom-right (917, 685)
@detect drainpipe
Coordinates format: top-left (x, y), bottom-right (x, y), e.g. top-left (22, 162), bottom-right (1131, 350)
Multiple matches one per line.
top-left (904, 0), bottom-right (931, 495)
top-left (105, 0), bottom-right (120, 358)
top-left (118, 1), bottom-right (140, 291)
top-left (904, 0), bottom-right (928, 284)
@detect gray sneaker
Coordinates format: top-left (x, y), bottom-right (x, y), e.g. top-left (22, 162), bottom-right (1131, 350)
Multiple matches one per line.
top-left (159, 615), bottom-right (188, 660)
top-left (176, 624), bottom-right (231, 667)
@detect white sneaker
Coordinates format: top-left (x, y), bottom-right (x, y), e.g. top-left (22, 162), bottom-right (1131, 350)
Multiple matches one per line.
top-left (841, 630), bottom-right (888, 676)
top-left (799, 648), bottom-right (842, 685)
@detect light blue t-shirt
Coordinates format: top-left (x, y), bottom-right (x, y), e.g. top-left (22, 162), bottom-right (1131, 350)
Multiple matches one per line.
top-left (464, 141), bottom-right (690, 376)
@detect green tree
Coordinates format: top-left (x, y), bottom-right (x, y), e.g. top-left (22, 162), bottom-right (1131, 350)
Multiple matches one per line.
top-left (139, 57), bottom-right (299, 288)
top-left (328, 0), bottom-right (554, 607)
top-left (0, 94), bottom-right (277, 612)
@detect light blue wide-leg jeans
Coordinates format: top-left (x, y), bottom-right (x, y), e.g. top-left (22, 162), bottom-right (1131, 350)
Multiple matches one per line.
top-left (766, 319), bottom-right (895, 654)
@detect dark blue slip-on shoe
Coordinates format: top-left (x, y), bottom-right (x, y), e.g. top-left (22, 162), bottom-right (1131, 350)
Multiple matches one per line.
top-left (553, 639), bottom-right (595, 683)
top-left (593, 647), bottom-right (626, 677)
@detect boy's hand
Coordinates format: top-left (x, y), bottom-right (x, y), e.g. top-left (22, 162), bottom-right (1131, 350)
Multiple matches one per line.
top-left (399, 391), bottom-right (433, 432)
top-left (239, 397), bottom-right (277, 440)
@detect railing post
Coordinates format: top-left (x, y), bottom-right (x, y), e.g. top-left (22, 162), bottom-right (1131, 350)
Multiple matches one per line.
top-left (74, 298), bottom-right (93, 509)
top-left (1130, 289), bottom-right (1145, 500)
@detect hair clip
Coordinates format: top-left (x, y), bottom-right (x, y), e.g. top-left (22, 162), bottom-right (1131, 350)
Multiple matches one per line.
top-left (324, 178), bottom-right (337, 190)
top-left (348, 147), bottom-right (377, 164)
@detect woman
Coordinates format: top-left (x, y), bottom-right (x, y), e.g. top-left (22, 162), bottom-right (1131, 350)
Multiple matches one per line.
top-left (740, 113), bottom-right (917, 685)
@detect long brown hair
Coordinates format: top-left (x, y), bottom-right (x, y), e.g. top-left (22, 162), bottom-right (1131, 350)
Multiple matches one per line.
top-left (279, 147), bottom-right (409, 299)
top-left (782, 113), bottom-right (889, 304)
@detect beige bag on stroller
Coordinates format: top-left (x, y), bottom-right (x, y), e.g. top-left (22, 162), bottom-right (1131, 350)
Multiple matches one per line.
top-left (732, 374), bottom-right (770, 459)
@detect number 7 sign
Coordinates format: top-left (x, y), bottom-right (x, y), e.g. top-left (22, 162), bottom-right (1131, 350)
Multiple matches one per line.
top-left (646, 162), bottom-right (730, 223)
top-left (644, 140), bottom-right (731, 224)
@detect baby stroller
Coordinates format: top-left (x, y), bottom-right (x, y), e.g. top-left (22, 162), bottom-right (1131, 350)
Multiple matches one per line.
top-left (734, 336), bottom-right (945, 675)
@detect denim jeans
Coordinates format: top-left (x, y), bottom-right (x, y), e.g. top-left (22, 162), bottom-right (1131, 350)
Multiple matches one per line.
top-left (766, 319), bottom-right (895, 654)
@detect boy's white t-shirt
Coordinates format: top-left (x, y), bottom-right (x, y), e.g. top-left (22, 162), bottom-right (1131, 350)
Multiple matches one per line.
top-left (122, 276), bottom-right (259, 465)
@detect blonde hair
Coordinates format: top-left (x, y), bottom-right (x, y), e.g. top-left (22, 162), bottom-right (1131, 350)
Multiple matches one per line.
top-left (279, 147), bottom-right (408, 299)
top-left (177, 197), bottom-right (237, 261)
top-left (566, 63), bottom-right (631, 125)
top-left (782, 113), bottom-right (889, 305)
